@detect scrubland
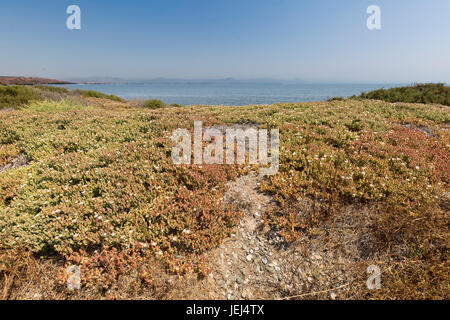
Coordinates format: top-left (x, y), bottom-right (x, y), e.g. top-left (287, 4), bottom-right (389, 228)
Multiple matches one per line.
top-left (0, 85), bottom-right (448, 299)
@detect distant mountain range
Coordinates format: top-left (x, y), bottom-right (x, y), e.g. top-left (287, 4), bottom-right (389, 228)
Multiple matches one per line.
top-left (0, 75), bottom-right (312, 85)
top-left (61, 77), bottom-right (310, 84)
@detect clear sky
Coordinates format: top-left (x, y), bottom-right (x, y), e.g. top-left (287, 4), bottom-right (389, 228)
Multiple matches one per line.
top-left (0, 0), bottom-right (449, 83)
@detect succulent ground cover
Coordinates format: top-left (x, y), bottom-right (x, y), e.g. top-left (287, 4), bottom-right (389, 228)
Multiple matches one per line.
top-left (0, 92), bottom-right (448, 299)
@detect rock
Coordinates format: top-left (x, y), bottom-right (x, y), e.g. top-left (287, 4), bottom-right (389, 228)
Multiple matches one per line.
top-left (66, 265), bottom-right (81, 290)
top-left (246, 254), bottom-right (253, 262)
top-left (268, 261), bottom-right (278, 267)
top-left (330, 291), bottom-right (337, 300)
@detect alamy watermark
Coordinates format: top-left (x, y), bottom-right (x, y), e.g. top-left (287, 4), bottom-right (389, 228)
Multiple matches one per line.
top-left (66, 5), bottom-right (81, 30)
top-left (66, 265), bottom-right (81, 290)
top-left (171, 121), bottom-right (279, 176)
top-left (366, 265), bottom-right (381, 290)
top-left (367, 5), bottom-right (381, 30)
top-left (66, 5), bottom-right (380, 31)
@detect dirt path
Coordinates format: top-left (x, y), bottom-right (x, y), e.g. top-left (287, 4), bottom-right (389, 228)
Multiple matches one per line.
top-left (193, 173), bottom-right (279, 299)
top-left (173, 172), bottom-right (381, 300)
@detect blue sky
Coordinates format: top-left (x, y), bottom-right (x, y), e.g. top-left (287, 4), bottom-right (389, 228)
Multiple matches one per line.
top-left (0, 0), bottom-right (449, 83)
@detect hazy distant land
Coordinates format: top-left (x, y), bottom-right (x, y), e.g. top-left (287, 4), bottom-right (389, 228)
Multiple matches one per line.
top-left (0, 76), bottom-right (73, 86)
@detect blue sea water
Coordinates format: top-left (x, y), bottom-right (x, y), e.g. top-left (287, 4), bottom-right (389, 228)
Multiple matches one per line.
top-left (53, 82), bottom-right (399, 106)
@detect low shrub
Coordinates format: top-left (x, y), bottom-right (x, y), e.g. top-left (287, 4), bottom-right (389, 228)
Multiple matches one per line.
top-left (73, 89), bottom-right (124, 102)
top-left (143, 99), bottom-right (166, 109)
top-left (327, 96), bottom-right (345, 101)
top-left (0, 86), bottom-right (42, 109)
top-left (358, 83), bottom-right (450, 106)
top-left (169, 103), bottom-right (184, 108)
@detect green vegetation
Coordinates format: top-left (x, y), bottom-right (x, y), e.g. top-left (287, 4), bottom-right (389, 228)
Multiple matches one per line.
top-left (0, 87), bottom-right (448, 300)
top-left (73, 89), bottom-right (125, 102)
top-left (21, 99), bottom-right (90, 112)
top-left (0, 86), bottom-right (42, 109)
top-left (327, 96), bottom-right (345, 101)
top-left (169, 102), bottom-right (184, 108)
top-left (33, 85), bottom-right (70, 95)
top-left (0, 85), bottom-right (127, 110)
top-left (143, 99), bottom-right (166, 109)
top-left (358, 83), bottom-right (450, 106)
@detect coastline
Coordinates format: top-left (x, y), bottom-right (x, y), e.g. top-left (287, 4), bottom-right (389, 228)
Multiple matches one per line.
top-left (0, 76), bottom-right (73, 86)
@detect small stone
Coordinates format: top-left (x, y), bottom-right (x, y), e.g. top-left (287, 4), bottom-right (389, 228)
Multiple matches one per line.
top-left (246, 254), bottom-right (253, 262)
top-left (330, 291), bottom-right (337, 300)
top-left (66, 265), bottom-right (81, 290)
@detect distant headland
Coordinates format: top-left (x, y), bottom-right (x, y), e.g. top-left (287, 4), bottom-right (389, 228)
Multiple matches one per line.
top-left (0, 76), bottom-right (73, 85)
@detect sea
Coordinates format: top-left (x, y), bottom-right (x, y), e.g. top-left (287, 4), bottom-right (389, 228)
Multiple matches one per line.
top-left (52, 82), bottom-right (400, 106)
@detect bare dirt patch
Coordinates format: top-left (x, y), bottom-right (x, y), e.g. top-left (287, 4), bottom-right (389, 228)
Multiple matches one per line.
top-left (399, 123), bottom-right (434, 136)
top-left (0, 153), bottom-right (31, 173)
top-left (173, 173), bottom-right (383, 300)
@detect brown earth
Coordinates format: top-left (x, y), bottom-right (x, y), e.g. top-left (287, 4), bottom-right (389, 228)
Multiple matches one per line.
top-left (166, 173), bottom-right (387, 300)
